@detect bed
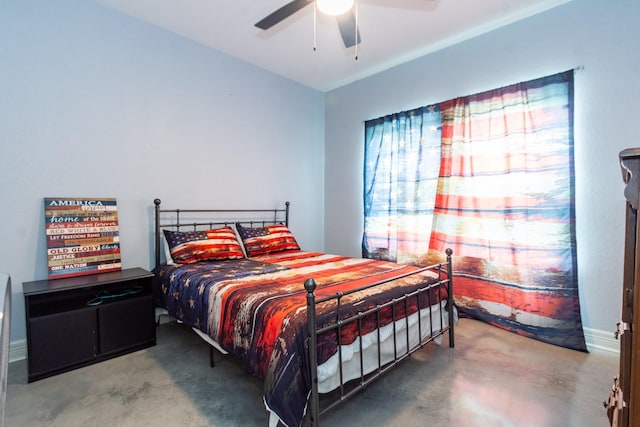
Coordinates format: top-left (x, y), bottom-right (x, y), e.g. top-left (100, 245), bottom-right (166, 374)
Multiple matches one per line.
top-left (151, 199), bottom-right (455, 427)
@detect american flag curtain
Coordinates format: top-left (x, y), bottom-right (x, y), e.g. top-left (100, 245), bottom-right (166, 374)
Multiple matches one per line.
top-left (363, 70), bottom-right (586, 351)
top-left (363, 105), bottom-right (442, 264)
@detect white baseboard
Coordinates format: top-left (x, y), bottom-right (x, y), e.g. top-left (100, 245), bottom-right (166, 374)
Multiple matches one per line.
top-left (9, 339), bottom-right (26, 363)
top-left (7, 325), bottom-right (620, 363)
top-left (584, 327), bottom-right (619, 353)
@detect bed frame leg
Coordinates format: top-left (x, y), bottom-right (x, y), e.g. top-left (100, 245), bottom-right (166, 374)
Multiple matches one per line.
top-left (446, 248), bottom-right (455, 348)
top-left (209, 346), bottom-right (215, 368)
top-left (305, 278), bottom-right (320, 427)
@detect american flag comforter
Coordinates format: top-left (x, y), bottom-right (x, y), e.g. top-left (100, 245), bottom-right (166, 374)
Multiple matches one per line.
top-left (153, 251), bottom-right (447, 427)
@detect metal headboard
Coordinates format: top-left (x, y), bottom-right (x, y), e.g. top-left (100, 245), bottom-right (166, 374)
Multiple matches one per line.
top-left (153, 199), bottom-right (290, 268)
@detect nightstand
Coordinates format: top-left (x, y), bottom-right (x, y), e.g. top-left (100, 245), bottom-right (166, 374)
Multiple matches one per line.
top-left (23, 267), bottom-right (156, 382)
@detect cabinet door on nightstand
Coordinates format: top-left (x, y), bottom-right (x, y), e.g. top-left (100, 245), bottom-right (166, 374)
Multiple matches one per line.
top-left (28, 308), bottom-right (97, 376)
top-left (98, 296), bottom-right (155, 355)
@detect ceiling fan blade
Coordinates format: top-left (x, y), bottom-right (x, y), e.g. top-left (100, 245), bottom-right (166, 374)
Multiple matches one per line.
top-left (336, 12), bottom-right (361, 48)
top-left (255, 0), bottom-right (314, 30)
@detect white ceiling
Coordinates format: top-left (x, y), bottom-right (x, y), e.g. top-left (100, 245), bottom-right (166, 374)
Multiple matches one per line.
top-left (97, 0), bottom-right (571, 92)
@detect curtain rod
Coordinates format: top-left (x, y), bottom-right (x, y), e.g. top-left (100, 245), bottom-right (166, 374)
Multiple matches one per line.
top-left (363, 68), bottom-right (584, 124)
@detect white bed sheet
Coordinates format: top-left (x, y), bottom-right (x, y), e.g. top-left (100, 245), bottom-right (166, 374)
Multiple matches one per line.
top-left (317, 299), bottom-right (455, 393)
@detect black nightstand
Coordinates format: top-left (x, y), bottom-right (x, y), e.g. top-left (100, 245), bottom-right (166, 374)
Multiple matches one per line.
top-left (23, 267), bottom-right (156, 382)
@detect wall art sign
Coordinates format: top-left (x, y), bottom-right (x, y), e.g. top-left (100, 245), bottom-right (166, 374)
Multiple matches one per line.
top-left (44, 197), bottom-right (121, 280)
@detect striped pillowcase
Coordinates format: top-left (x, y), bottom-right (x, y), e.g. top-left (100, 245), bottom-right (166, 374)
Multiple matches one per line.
top-left (237, 224), bottom-right (300, 257)
top-left (163, 227), bottom-right (244, 263)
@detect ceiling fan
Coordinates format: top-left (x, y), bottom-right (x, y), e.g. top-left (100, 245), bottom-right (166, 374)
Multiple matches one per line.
top-left (255, 0), bottom-right (437, 49)
top-left (255, 0), bottom-right (361, 48)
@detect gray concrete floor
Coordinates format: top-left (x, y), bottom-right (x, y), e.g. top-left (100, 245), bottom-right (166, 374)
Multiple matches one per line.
top-left (5, 318), bottom-right (618, 426)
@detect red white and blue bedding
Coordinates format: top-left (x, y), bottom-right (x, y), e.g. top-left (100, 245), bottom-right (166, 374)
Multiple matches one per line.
top-left (153, 250), bottom-right (447, 427)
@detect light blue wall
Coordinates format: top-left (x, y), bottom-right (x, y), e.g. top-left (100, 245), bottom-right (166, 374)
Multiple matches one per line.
top-left (324, 0), bottom-right (640, 336)
top-left (0, 0), bottom-right (325, 343)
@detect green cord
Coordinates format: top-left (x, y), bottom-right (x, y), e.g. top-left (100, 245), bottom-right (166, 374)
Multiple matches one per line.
top-left (86, 285), bottom-right (144, 306)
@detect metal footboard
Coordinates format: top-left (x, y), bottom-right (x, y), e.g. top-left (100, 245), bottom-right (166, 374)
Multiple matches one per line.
top-left (305, 248), bottom-right (454, 426)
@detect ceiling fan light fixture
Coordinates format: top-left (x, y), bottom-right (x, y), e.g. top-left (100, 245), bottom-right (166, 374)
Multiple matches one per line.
top-left (316, 0), bottom-right (355, 16)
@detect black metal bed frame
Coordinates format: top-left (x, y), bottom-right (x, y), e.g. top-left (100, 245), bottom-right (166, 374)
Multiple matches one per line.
top-left (152, 199), bottom-right (454, 427)
top-left (304, 248), bottom-right (454, 425)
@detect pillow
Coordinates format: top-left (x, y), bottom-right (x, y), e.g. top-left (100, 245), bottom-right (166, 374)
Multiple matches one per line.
top-left (236, 223), bottom-right (300, 257)
top-left (162, 227), bottom-right (245, 264)
top-left (162, 233), bottom-right (175, 265)
top-left (230, 223), bottom-right (248, 258)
